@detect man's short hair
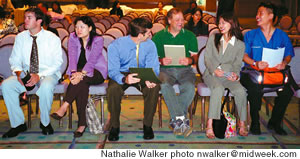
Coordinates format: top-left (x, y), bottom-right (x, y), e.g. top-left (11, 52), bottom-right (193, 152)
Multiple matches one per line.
top-left (258, 2), bottom-right (277, 23)
top-left (166, 8), bottom-right (183, 25)
top-left (25, 7), bottom-right (45, 26)
top-left (128, 18), bottom-right (153, 37)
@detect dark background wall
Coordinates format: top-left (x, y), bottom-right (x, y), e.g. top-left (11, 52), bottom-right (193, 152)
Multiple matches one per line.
top-left (16, 0), bottom-right (299, 18)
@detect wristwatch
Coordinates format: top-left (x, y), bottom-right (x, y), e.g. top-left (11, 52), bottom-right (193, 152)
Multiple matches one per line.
top-left (252, 61), bottom-right (256, 66)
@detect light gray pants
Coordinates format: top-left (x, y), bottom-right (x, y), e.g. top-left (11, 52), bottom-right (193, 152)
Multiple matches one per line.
top-left (203, 75), bottom-right (247, 121)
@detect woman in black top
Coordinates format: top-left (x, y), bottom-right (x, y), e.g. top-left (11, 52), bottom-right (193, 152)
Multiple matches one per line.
top-left (51, 1), bottom-right (62, 14)
top-left (110, 1), bottom-right (123, 18)
top-left (185, 8), bottom-right (209, 36)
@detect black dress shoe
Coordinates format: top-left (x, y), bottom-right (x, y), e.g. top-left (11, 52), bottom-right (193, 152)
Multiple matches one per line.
top-left (267, 121), bottom-right (287, 136)
top-left (2, 123), bottom-right (27, 138)
top-left (108, 127), bottom-right (120, 141)
top-left (143, 125), bottom-right (154, 140)
top-left (250, 123), bottom-right (261, 135)
top-left (73, 127), bottom-right (86, 138)
top-left (50, 112), bottom-right (66, 120)
top-left (40, 122), bottom-right (54, 135)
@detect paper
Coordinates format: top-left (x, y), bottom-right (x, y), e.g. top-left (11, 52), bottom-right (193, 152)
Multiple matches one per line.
top-left (164, 45), bottom-right (186, 66)
top-left (262, 47), bottom-right (285, 68)
top-left (129, 68), bottom-right (161, 84)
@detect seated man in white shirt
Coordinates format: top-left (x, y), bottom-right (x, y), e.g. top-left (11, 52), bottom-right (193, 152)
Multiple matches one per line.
top-left (1, 7), bottom-right (63, 138)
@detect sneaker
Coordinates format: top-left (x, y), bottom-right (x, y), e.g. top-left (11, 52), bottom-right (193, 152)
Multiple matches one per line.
top-left (173, 119), bottom-right (184, 135)
top-left (182, 119), bottom-right (193, 137)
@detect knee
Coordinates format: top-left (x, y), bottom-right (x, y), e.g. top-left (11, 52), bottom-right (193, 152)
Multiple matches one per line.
top-left (210, 85), bottom-right (224, 95)
top-left (234, 87), bottom-right (247, 97)
top-left (107, 82), bottom-right (122, 94)
top-left (2, 77), bottom-right (17, 90)
top-left (39, 82), bottom-right (55, 93)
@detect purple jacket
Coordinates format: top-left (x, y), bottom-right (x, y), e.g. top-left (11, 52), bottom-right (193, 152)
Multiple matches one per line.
top-left (66, 32), bottom-right (107, 79)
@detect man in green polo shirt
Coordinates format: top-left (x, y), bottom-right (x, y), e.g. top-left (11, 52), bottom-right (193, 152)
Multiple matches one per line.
top-left (152, 8), bottom-right (198, 137)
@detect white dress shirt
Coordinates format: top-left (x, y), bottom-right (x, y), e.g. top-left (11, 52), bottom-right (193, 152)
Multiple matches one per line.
top-left (220, 35), bottom-right (236, 54)
top-left (9, 28), bottom-right (63, 78)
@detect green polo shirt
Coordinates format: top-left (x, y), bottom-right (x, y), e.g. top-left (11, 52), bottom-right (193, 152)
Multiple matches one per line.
top-left (152, 26), bottom-right (198, 68)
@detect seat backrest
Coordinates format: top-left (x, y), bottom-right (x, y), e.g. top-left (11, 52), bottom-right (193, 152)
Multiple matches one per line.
top-left (111, 23), bottom-right (127, 35)
top-left (110, 14), bottom-right (120, 22)
top-left (279, 15), bottom-right (292, 30)
top-left (0, 33), bottom-right (16, 47)
top-left (98, 19), bottom-right (111, 30)
top-left (0, 44), bottom-right (13, 78)
top-left (18, 23), bottom-right (25, 32)
top-left (49, 21), bottom-right (64, 29)
top-left (60, 47), bottom-right (68, 75)
top-left (290, 47), bottom-right (300, 84)
top-left (61, 36), bottom-right (69, 51)
top-left (207, 17), bottom-right (216, 24)
top-left (95, 22), bottom-right (107, 33)
top-left (91, 16), bottom-right (98, 23)
top-left (102, 34), bottom-right (115, 49)
top-left (197, 47), bottom-right (206, 75)
top-left (105, 28), bottom-right (124, 39)
top-left (197, 35), bottom-right (208, 52)
top-left (60, 18), bottom-right (71, 29)
top-left (151, 23), bottom-right (165, 35)
top-left (96, 28), bottom-right (103, 35)
top-left (57, 27), bottom-right (69, 41)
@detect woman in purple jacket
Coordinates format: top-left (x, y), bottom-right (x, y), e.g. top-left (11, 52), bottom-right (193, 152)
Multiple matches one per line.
top-left (51, 16), bottom-right (107, 137)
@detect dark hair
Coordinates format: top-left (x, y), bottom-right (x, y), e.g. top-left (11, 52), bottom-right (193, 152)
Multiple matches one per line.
top-left (258, 2), bottom-right (277, 23)
top-left (25, 7), bottom-right (45, 26)
top-left (128, 17), bottom-right (153, 37)
top-left (187, 8), bottom-right (204, 28)
top-left (190, 1), bottom-right (197, 7)
top-left (192, 8), bottom-right (203, 17)
top-left (166, 8), bottom-right (183, 25)
top-left (52, 1), bottom-right (62, 14)
top-left (112, 1), bottom-right (120, 9)
top-left (214, 12), bottom-right (243, 52)
top-left (74, 16), bottom-right (99, 50)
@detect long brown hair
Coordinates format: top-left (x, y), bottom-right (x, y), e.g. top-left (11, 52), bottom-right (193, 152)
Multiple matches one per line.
top-left (214, 12), bottom-right (243, 52)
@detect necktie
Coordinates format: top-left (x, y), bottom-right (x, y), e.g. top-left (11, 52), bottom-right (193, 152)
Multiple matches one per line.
top-left (30, 36), bottom-right (39, 73)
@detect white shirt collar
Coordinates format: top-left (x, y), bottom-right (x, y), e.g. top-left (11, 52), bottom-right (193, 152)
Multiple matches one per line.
top-left (220, 35), bottom-right (236, 46)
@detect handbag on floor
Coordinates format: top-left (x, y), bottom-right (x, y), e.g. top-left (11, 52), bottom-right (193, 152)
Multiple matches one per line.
top-left (86, 98), bottom-right (103, 134)
top-left (212, 89), bottom-right (230, 139)
top-left (224, 110), bottom-right (237, 138)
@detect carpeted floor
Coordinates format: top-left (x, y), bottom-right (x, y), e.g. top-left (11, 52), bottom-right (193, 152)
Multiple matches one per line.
top-left (0, 94), bottom-right (300, 149)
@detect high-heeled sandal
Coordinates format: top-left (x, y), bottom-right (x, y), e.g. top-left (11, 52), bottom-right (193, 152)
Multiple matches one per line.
top-left (238, 125), bottom-right (248, 136)
top-left (50, 112), bottom-right (67, 120)
top-left (205, 127), bottom-right (215, 139)
top-left (73, 127), bottom-right (87, 138)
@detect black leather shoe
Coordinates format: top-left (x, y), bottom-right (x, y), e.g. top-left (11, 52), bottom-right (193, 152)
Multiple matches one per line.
top-left (267, 121), bottom-right (287, 136)
top-left (73, 127), bottom-right (86, 138)
top-left (250, 123), bottom-right (261, 135)
top-left (50, 112), bottom-right (66, 120)
top-left (40, 122), bottom-right (54, 135)
top-left (108, 127), bottom-right (120, 141)
top-left (2, 123), bottom-right (27, 138)
top-left (143, 125), bottom-right (154, 140)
